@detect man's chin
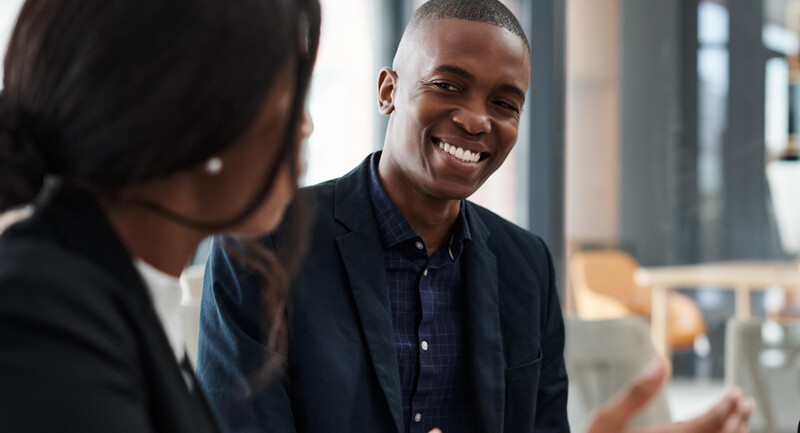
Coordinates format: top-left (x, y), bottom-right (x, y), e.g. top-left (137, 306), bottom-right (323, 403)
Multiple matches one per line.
top-left (428, 183), bottom-right (481, 202)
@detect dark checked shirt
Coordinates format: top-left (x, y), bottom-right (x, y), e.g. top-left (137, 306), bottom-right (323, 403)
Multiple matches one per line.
top-left (367, 154), bottom-right (475, 433)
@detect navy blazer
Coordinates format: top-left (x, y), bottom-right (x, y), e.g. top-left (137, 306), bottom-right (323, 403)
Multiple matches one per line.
top-left (0, 185), bottom-right (220, 433)
top-left (198, 153), bottom-right (569, 433)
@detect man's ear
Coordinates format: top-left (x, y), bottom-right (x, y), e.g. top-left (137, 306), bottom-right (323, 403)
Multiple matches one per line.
top-left (377, 67), bottom-right (398, 115)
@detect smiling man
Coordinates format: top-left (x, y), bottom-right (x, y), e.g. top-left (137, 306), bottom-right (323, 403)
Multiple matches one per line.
top-left (198, 1), bottom-right (566, 432)
top-left (197, 2), bottom-right (759, 433)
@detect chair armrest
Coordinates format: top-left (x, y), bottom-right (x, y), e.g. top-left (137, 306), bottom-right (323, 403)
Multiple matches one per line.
top-left (574, 287), bottom-right (632, 319)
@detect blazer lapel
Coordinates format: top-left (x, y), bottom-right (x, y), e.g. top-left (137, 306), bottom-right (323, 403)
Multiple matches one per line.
top-left (463, 203), bottom-right (505, 433)
top-left (333, 156), bottom-right (404, 433)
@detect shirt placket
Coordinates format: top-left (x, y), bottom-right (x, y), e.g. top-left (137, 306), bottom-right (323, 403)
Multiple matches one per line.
top-left (410, 244), bottom-right (453, 433)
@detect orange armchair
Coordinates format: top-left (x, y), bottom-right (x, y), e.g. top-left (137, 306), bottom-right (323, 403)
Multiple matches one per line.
top-left (570, 249), bottom-right (707, 350)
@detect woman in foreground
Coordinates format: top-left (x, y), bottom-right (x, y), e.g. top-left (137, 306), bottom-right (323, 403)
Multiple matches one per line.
top-left (0, 0), bottom-right (319, 431)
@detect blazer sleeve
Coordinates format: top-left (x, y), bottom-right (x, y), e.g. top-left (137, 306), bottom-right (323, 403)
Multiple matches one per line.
top-left (534, 237), bottom-right (570, 432)
top-left (196, 237), bottom-right (296, 433)
top-left (0, 249), bottom-right (155, 433)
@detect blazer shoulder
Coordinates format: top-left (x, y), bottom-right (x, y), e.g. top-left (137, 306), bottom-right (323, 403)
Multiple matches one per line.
top-left (0, 219), bottom-right (144, 339)
top-left (264, 176), bottom-right (345, 254)
top-left (1, 219), bottom-right (124, 293)
top-left (295, 178), bottom-right (338, 221)
top-left (299, 178), bottom-right (337, 201)
top-left (465, 201), bottom-right (548, 254)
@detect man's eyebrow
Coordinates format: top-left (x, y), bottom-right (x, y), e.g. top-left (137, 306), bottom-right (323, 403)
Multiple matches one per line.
top-left (498, 83), bottom-right (526, 103)
top-left (432, 64), bottom-right (526, 102)
top-left (432, 64), bottom-right (474, 81)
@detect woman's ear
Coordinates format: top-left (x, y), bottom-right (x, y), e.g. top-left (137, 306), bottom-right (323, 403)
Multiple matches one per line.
top-left (377, 67), bottom-right (398, 115)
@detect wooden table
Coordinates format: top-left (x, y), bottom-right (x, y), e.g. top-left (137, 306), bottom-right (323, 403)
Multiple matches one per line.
top-left (633, 260), bottom-right (800, 358)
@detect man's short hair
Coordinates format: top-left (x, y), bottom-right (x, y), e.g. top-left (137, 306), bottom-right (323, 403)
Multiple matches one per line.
top-left (410, 0), bottom-right (529, 51)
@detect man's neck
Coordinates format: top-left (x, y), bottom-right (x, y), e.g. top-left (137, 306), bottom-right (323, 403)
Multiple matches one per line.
top-left (377, 160), bottom-right (461, 256)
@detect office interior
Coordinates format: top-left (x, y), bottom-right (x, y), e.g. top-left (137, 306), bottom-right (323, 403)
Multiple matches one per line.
top-left (1, 0), bottom-right (799, 431)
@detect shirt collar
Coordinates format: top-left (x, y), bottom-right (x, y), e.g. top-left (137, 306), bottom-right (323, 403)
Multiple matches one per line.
top-left (133, 258), bottom-right (185, 362)
top-left (367, 152), bottom-right (471, 259)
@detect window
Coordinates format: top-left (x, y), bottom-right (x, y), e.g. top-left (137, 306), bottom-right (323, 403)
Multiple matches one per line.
top-left (302, 0), bottom-right (377, 185)
top-left (0, 0), bottom-right (24, 86)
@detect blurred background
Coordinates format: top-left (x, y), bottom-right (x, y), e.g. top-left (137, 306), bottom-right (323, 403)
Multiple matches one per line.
top-left (2, 0), bottom-right (800, 431)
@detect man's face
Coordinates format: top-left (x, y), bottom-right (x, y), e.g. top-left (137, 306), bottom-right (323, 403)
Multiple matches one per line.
top-left (379, 18), bottom-right (530, 202)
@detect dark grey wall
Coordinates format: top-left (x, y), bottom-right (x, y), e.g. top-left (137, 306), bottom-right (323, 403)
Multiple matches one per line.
top-left (723, 0), bottom-right (775, 260)
top-left (678, 0), bottom-right (701, 265)
top-left (620, 0), bottom-right (683, 266)
top-left (527, 0), bottom-right (567, 287)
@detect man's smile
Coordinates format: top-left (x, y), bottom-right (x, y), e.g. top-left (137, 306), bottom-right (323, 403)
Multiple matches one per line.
top-left (432, 137), bottom-right (488, 164)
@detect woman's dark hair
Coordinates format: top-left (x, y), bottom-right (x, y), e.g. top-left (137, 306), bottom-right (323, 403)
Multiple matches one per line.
top-left (0, 0), bottom-right (320, 378)
top-left (0, 0), bottom-right (319, 220)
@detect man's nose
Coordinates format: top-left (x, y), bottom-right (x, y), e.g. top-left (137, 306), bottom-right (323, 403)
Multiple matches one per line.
top-left (451, 101), bottom-right (491, 135)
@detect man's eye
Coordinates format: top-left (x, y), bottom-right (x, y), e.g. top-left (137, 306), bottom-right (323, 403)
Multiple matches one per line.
top-left (495, 100), bottom-right (520, 113)
top-left (433, 82), bottom-right (458, 91)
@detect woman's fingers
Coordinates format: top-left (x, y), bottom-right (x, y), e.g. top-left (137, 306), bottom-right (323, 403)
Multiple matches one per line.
top-left (676, 388), bottom-right (755, 433)
top-left (719, 391), bottom-right (754, 433)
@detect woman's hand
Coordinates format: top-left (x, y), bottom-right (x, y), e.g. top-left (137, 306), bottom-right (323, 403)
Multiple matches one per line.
top-left (585, 359), bottom-right (755, 433)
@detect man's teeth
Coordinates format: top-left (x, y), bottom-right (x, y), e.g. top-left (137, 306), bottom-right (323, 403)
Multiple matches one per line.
top-left (438, 141), bottom-right (481, 163)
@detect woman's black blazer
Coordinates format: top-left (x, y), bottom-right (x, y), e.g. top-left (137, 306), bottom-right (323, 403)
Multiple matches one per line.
top-left (0, 185), bottom-right (220, 433)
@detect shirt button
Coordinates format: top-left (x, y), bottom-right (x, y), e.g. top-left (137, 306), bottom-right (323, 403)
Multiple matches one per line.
top-left (423, 268), bottom-right (429, 276)
top-left (414, 241), bottom-right (424, 250)
top-left (414, 413), bottom-right (422, 423)
top-left (420, 340), bottom-right (429, 351)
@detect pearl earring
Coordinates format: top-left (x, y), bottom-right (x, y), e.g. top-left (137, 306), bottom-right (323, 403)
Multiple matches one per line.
top-left (204, 156), bottom-right (223, 175)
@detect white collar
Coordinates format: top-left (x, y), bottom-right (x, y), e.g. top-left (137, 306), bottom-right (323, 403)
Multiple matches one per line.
top-left (133, 258), bottom-right (184, 362)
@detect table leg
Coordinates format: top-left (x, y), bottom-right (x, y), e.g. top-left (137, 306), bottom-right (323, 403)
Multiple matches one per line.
top-left (651, 286), bottom-right (671, 360)
top-left (735, 285), bottom-right (751, 318)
